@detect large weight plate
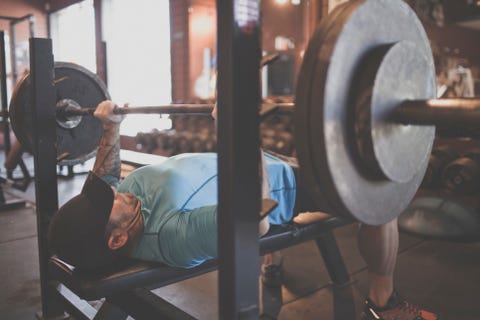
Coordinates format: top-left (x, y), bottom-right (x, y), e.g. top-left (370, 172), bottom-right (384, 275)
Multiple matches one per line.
top-left (9, 62), bottom-right (110, 166)
top-left (295, 0), bottom-right (436, 225)
top-left (295, 0), bottom-right (359, 216)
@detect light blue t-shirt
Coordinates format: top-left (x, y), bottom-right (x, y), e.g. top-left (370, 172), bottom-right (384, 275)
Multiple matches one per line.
top-left (116, 152), bottom-right (296, 268)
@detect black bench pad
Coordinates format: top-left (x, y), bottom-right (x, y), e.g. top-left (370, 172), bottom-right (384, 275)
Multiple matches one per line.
top-left (49, 216), bottom-right (348, 300)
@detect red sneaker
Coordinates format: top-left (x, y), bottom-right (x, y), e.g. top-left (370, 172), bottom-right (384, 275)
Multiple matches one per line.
top-left (362, 291), bottom-right (439, 320)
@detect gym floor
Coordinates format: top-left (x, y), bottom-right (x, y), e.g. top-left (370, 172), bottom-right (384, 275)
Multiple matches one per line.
top-left (0, 153), bottom-right (479, 320)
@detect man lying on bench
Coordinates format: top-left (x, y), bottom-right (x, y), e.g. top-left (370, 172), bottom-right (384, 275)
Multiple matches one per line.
top-left (48, 101), bottom-right (438, 320)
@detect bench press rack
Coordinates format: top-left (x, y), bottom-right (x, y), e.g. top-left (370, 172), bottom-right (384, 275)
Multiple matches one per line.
top-left (29, 2), bottom-right (352, 318)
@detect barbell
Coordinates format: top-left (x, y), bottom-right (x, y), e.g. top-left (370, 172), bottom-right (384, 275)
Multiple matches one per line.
top-left (10, 60), bottom-right (476, 168)
top-left (8, 54), bottom-right (288, 166)
top-left (7, 0), bottom-right (480, 225)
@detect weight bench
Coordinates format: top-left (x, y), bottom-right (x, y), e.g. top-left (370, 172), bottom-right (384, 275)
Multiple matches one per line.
top-left (48, 216), bottom-right (350, 320)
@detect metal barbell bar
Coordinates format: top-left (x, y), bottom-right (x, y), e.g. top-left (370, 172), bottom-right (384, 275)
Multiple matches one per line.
top-left (392, 98), bottom-right (480, 131)
top-left (60, 104), bottom-right (213, 116)
top-left (57, 102), bottom-right (296, 117)
top-left (57, 98), bottom-right (480, 134)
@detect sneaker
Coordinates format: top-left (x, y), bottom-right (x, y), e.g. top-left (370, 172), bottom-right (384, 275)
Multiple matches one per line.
top-left (362, 291), bottom-right (439, 320)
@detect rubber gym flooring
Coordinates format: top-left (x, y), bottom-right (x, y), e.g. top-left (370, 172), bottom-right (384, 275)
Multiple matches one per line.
top-left (0, 153), bottom-right (479, 320)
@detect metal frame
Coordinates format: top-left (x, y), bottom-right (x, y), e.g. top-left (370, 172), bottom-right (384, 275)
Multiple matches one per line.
top-left (29, 38), bottom-right (65, 319)
top-left (28, 1), bottom-right (351, 318)
top-left (29, 1), bottom-right (265, 314)
top-left (217, 1), bottom-right (262, 318)
top-left (28, 0), bottom-right (265, 312)
top-left (53, 282), bottom-right (197, 320)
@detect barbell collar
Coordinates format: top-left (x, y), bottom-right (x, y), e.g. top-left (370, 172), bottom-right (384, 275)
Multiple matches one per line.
top-left (393, 98), bottom-right (480, 133)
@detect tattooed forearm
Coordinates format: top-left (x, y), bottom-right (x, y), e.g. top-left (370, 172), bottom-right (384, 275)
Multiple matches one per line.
top-left (93, 124), bottom-right (122, 179)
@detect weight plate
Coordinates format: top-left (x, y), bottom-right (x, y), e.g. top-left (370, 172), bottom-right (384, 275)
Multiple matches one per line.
top-left (353, 41), bottom-right (435, 183)
top-left (295, 0), bottom-right (436, 225)
top-left (9, 62), bottom-right (110, 165)
top-left (294, 0), bottom-right (359, 216)
top-left (399, 196), bottom-right (480, 240)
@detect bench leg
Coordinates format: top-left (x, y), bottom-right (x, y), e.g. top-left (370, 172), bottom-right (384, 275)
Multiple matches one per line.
top-left (315, 231), bottom-right (351, 287)
top-left (106, 288), bottom-right (197, 320)
top-left (50, 283), bottom-right (128, 320)
top-left (94, 300), bottom-right (129, 320)
top-left (259, 278), bottom-right (283, 319)
top-left (49, 283), bottom-right (97, 320)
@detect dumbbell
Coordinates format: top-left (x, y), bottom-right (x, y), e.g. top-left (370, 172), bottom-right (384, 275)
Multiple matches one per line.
top-left (421, 145), bottom-right (459, 189)
top-left (441, 148), bottom-right (480, 195)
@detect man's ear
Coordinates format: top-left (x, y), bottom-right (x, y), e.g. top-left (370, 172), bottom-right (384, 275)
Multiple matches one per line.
top-left (107, 229), bottom-right (129, 250)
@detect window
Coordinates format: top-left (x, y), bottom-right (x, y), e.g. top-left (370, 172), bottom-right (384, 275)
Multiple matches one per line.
top-left (102, 0), bottom-right (172, 136)
top-left (49, 0), bottom-right (96, 72)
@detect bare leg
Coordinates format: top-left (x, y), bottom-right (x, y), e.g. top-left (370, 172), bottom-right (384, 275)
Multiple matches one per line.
top-left (358, 218), bottom-right (399, 307)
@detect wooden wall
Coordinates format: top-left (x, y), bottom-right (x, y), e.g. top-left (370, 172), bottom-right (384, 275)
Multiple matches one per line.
top-left (170, 0), bottom-right (216, 103)
top-left (0, 0), bottom-right (47, 37)
top-left (170, 0), bottom-right (191, 103)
